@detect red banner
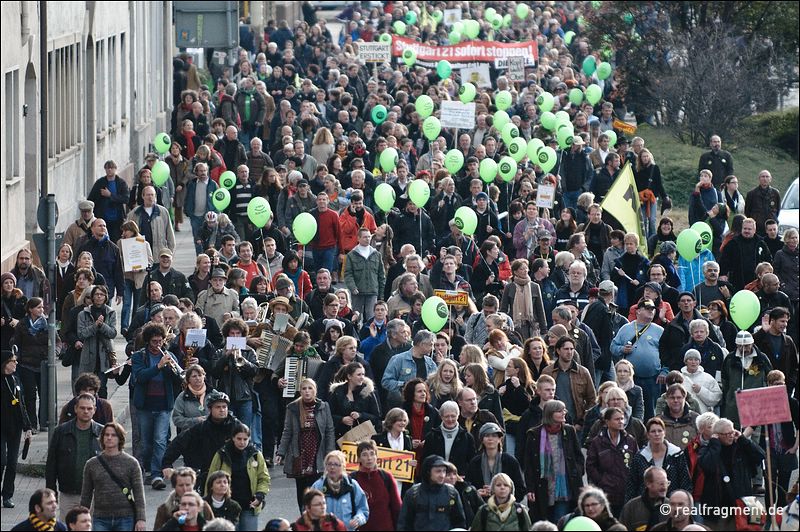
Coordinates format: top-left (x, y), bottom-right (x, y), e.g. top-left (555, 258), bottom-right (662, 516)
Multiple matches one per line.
top-left (391, 35), bottom-right (538, 66)
top-left (735, 386), bottom-right (792, 428)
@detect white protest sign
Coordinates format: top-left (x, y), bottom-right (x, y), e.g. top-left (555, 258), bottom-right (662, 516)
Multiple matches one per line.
top-left (356, 42), bottom-right (391, 63)
top-left (440, 101), bottom-right (476, 129)
top-left (225, 336), bottom-right (247, 350)
top-left (443, 9), bottom-right (462, 25)
top-left (185, 328), bottom-right (207, 347)
top-left (507, 55), bottom-right (526, 82)
top-left (536, 184), bottom-right (556, 209)
top-left (120, 237), bottom-right (149, 273)
top-left (460, 64), bottom-right (492, 88)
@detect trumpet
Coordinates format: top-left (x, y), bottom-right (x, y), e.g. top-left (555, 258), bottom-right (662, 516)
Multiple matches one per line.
top-left (233, 347), bottom-right (246, 368)
top-left (161, 347), bottom-right (186, 379)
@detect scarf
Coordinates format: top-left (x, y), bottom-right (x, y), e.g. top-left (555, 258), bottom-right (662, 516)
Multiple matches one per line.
top-left (28, 513), bottom-right (56, 531)
top-left (441, 423), bottom-right (460, 460)
top-left (187, 381), bottom-right (207, 407)
top-left (512, 274), bottom-right (534, 324)
top-left (639, 189), bottom-right (657, 218)
top-left (299, 399), bottom-right (316, 427)
top-left (28, 316), bottom-right (48, 334)
top-left (618, 379), bottom-right (634, 392)
top-left (540, 425), bottom-right (569, 504)
top-left (182, 131), bottom-right (197, 159)
top-left (481, 451), bottom-right (503, 487)
top-left (487, 495), bottom-right (515, 523)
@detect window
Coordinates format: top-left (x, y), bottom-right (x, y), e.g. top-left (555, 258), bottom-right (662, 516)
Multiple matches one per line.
top-left (5, 69), bottom-right (20, 178)
top-left (47, 42), bottom-right (81, 157)
top-left (120, 32), bottom-right (127, 120)
top-left (95, 39), bottom-right (105, 133)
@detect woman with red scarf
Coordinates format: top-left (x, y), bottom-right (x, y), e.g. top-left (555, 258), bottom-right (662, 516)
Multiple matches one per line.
top-left (401, 378), bottom-right (441, 467)
top-left (176, 119), bottom-right (200, 160)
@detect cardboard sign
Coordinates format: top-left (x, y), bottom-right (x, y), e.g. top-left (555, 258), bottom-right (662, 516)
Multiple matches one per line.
top-left (120, 237), bottom-right (149, 272)
top-left (340, 442), bottom-right (417, 483)
top-left (440, 101), bottom-right (476, 129)
top-left (536, 184), bottom-right (556, 209)
top-left (613, 118), bottom-right (637, 135)
top-left (356, 42), bottom-right (391, 63)
top-left (735, 386), bottom-right (792, 427)
top-left (506, 55), bottom-right (526, 82)
top-left (336, 421), bottom-right (377, 449)
top-left (434, 289), bottom-right (469, 306)
top-left (461, 64), bottom-right (492, 88)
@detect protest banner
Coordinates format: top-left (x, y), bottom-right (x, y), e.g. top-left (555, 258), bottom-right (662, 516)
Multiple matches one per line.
top-left (440, 101), bottom-right (476, 129)
top-left (356, 41), bottom-right (391, 63)
top-left (461, 64), bottom-right (492, 88)
top-left (392, 35), bottom-right (538, 69)
top-left (535, 184), bottom-right (556, 209)
top-left (507, 55), bottom-right (526, 82)
top-left (340, 442), bottom-right (417, 483)
top-left (613, 118), bottom-right (637, 135)
top-left (120, 237), bottom-right (149, 272)
top-left (735, 386), bottom-right (792, 428)
top-left (434, 289), bottom-right (469, 306)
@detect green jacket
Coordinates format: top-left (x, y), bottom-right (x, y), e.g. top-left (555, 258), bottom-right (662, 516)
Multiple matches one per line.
top-left (206, 443), bottom-right (271, 514)
top-left (344, 246), bottom-right (385, 297)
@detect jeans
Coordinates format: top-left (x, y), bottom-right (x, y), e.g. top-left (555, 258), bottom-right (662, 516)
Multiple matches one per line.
top-left (17, 365), bottom-right (42, 430)
top-left (231, 399), bottom-right (254, 439)
top-left (0, 429), bottom-right (22, 499)
top-left (549, 501), bottom-right (572, 523)
top-left (504, 434), bottom-right (516, 457)
top-left (352, 294), bottom-right (377, 322)
top-left (635, 375), bottom-right (661, 421)
top-left (138, 409), bottom-right (171, 477)
top-left (595, 364), bottom-right (617, 389)
top-left (238, 508), bottom-right (259, 531)
top-left (121, 279), bottom-right (140, 331)
top-left (641, 201), bottom-right (658, 239)
top-left (190, 215), bottom-right (205, 255)
top-left (58, 492), bottom-right (82, 522)
top-left (562, 190), bottom-right (581, 211)
top-left (313, 246), bottom-right (338, 274)
top-left (93, 515), bottom-right (135, 531)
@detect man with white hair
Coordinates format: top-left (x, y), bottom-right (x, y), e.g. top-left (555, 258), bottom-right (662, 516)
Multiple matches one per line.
top-left (214, 125), bottom-right (247, 173)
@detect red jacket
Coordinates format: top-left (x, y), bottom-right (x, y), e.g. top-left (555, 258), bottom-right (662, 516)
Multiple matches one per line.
top-left (314, 209), bottom-right (340, 250)
top-left (685, 434), bottom-right (707, 501)
top-left (338, 208), bottom-right (377, 254)
top-left (291, 513), bottom-right (347, 531)
top-left (351, 468), bottom-right (402, 531)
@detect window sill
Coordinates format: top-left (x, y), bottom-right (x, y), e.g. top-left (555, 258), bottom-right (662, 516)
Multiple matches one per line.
top-left (4, 176), bottom-right (23, 188)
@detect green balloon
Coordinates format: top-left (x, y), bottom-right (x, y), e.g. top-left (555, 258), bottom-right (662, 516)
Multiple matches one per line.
top-left (459, 82), bottom-right (477, 103)
top-left (585, 84), bottom-right (603, 105)
top-left (527, 138), bottom-right (545, 161)
top-left (408, 179), bottom-right (430, 208)
top-left (540, 111), bottom-right (556, 131)
top-left (691, 221), bottom-right (713, 251)
top-left (436, 60), bottom-right (452, 79)
top-left (605, 130), bottom-right (617, 147)
top-left (444, 149), bottom-right (464, 174)
top-left (402, 48), bottom-right (417, 67)
top-left (479, 158), bottom-right (498, 183)
top-left (516, 3), bottom-right (529, 19)
top-left (485, 7), bottom-right (497, 19)
top-left (491, 15), bottom-right (503, 31)
top-left (415, 95), bottom-right (434, 119)
top-left (677, 229), bottom-right (702, 262)
top-left (591, 0), bottom-right (602, 9)
top-left (211, 188), bottom-right (231, 211)
top-left (379, 147), bottom-right (398, 172)
top-left (154, 132), bottom-right (171, 155)
top-left (432, 9), bottom-right (443, 23)
top-left (421, 296), bottom-right (449, 333)
top-left (565, 30), bottom-right (576, 45)
top-left (247, 197), bottom-right (272, 228)
top-left (393, 21), bottom-right (406, 35)
top-left (493, 110), bottom-right (510, 132)
top-left (536, 92), bottom-right (555, 112)
top-left (557, 127), bottom-right (575, 150)
top-left (597, 61), bottom-right (613, 80)
top-left (555, 111), bottom-right (571, 127)
top-left (508, 137), bottom-right (528, 163)
top-left (405, 11), bottom-right (417, 25)
top-left (498, 156), bottom-right (518, 182)
top-left (582, 55), bottom-right (597, 76)
top-left (379, 33), bottom-right (392, 45)
top-left (422, 116), bottom-right (441, 141)
top-left (568, 88), bottom-right (584, 105)
top-left (729, 290), bottom-right (760, 330)
top-left (448, 31), bottom-right (462, 45)
top-left (502, 14), bottom-right (512, 28)
top-left (151, 160), bottom-right (170, 187)
top-left (292, 212), bottom-right (317, 245)
top-left (501, 123), bottom-right (519, 146)
top-left (371, 104), bottom-right (388, 125)
top-left (219, 171), bottom-right (236, 190)
top-left (374, 183), bottom-right (396, 212)
top-left (495, 90), bottom-right (512, 111)
top-left (452, 21), bottom-right (464, 35)
top-left (565, 516), bottom-right (601, 532)
top-left (454, 206), bottom-right (478, 236)
top-left (536, 146), bottom-right (558, 173)
top-left (623, 12), bottom-right (634, 25)
top-left (464, 19), bottom-right (480, 39)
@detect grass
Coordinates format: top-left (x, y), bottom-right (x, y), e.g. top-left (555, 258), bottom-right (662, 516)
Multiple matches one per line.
top-left (635, 124), bottom-right (798, 208)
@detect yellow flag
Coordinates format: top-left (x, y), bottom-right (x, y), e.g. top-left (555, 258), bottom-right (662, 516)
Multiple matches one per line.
top-left (600, 162), bottom-right (647, 254)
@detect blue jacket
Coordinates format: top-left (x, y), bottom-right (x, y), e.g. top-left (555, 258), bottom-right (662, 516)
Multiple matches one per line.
top-left (184, 177), bottom-right (219, 218)
top-left (611, 321), bottom-right (665, 378)
top-left (359, 319), bottom-right (387, 361)
top-left (311, 474), bottom-right (369, 531)
top-left (677, 249), bottom-right (715, 292)
top-left (131, 347), bottom-right (184, 410)
top-left (381, 349), bottom-right (437, 394)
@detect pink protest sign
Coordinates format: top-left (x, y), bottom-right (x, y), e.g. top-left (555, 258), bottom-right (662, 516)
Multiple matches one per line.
top-left (735, 386), bottom-right (792, 427)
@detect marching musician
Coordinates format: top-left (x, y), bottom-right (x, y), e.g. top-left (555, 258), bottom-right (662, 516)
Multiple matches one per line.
top-left (210, 318), bottom-right (260, 450)
top-left (168, 312), bottom-right (216, 383)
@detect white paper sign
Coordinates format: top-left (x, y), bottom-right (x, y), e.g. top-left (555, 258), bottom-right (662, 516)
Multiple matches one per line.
top-left (507, 55), bottom-right (526, 82)
top-left (120, 237), bottom-right (149, 273)
top-left (356, 42), bottom-right (391, 63)
top-left (443, 9), bottom-right (462, 25)
top-left (185, 328), bottom-right (207, 347)
top-left (440, 101), bottom-right (476, 129)
top-left (460, 64), bottom-right (492, 88)
top-left (225, 336), bottom-right (247, 350)
top-left (536, 184), bottom-right (556, 209)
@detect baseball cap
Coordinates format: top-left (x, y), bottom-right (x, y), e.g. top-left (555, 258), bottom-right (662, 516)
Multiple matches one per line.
top-left (476, 192), bottom-right (489, 201)
top-left (572, 136), bottom-right (585, 146)
top-left (640, 298), bottom-right (657, 310)
top-left (159, 248), bottom-right (173, 258)
top-left (537, 229), bottom-right (552, 241)
top-left (598, 280), bottom-right (615, 294)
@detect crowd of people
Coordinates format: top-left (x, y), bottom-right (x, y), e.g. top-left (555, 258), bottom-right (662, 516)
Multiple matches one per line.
top-left (2, 1), bottom-right (799, 531)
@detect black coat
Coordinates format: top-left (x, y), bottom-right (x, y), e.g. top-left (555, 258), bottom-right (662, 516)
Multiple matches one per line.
top-left (465, 452), bottom-right (527, 502)
top-left (316, 354), bottom-right (373, 402)
top-left (45, 419), bottom-right (103, 494)
top-left (698, 436), bottom-right (765, 512)
top-left (162, 414), bottom-right (240, 489)
top-left (328, 379), bottom-right (382, 438)
top-left (422, 425), bottom-right (476, 478)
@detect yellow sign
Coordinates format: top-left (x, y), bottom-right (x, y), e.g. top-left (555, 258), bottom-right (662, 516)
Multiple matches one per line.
top-left (613, 118), bottom-right (637, 135)
top-left (434, 289), bottom-right (468, 306)
top-left (340, 442), bottom-right (417, 483)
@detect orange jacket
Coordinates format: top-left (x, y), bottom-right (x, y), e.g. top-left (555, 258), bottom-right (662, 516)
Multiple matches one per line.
top-left (338, 208), bottom-right (377, 254)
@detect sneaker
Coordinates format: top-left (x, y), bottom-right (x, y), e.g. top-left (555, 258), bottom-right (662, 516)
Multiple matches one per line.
top-left (3, 499), bottom-right (15, 508)
top-left (151, 477), bottom-right (166, 490)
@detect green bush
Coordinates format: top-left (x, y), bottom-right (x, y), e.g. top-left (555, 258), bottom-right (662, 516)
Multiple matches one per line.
top-left (737, 108), bottom-right (799, 159)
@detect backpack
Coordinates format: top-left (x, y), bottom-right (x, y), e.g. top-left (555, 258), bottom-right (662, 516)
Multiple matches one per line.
top-left (478, 502), bottom-right (528, 531)
top-left (350, 468), bottom-right (395, 512)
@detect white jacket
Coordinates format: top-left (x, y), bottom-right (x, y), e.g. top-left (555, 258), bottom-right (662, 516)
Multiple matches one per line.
top-left (680, 365), bottom-right (722, 413)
